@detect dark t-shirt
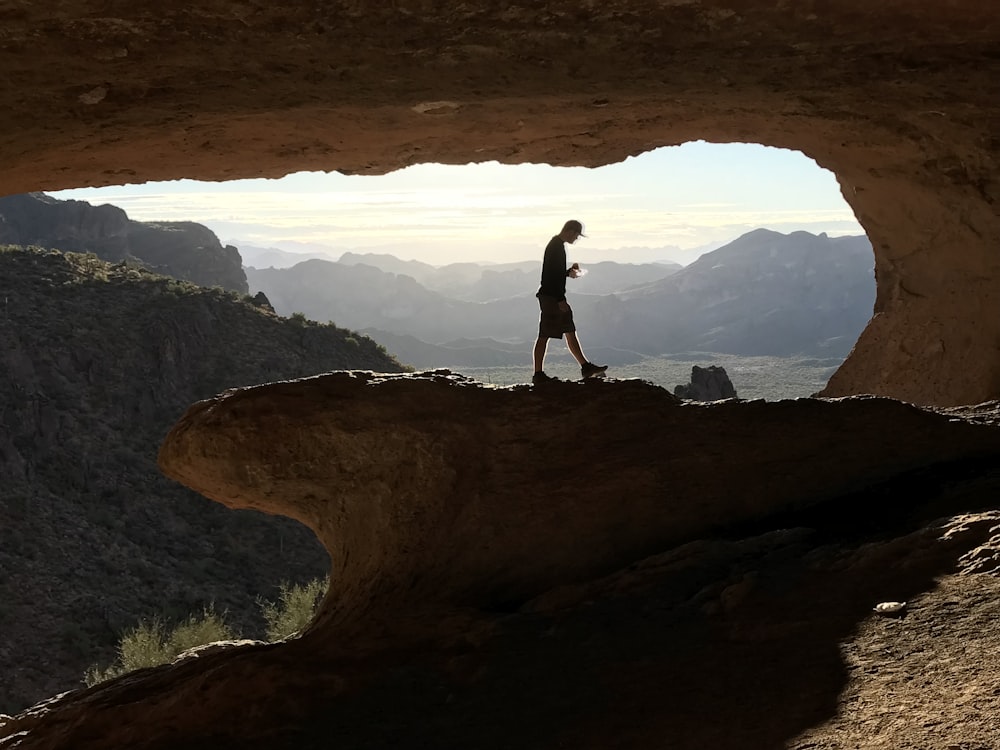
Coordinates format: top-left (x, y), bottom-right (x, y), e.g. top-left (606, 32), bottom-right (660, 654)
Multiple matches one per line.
top-left (537, 235), bottom-right (567, 301)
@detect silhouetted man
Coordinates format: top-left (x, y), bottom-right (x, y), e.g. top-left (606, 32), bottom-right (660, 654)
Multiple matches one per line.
top-left (532, 219), bottom-right (608, 384)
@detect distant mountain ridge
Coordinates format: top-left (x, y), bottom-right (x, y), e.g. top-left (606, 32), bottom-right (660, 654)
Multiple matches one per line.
top-left (247, 229), bottom-right (875, 364)
top-left (236, 238), bottom-right (690, 268)
top-left (262, 251), bottom-right (682, 302)
top-left (0, 193), bottom-right (248, 293)
top-left (604, 229), bottom-right (875, 356)
top-left (235, 243), bottom-right (338, 269)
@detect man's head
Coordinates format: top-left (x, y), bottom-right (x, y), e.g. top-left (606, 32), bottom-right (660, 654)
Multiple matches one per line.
top-left (560, 219), bottom-right (586, 243)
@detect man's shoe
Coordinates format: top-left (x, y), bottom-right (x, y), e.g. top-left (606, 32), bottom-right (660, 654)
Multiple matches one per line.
top-left (532, 371), bottom-right (556, 384)
top-left (581, 362), bottom-right (608, 379)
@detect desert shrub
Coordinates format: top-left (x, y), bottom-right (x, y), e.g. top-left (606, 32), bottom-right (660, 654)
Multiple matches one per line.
top-left (166, 608), bottom-right (236, 654)
top-left (83, 606), bottom-right (235, 686)
top-left (259, 578), bottom-right (327, 641)
top-left (84, 619), bottom-right (165, 685)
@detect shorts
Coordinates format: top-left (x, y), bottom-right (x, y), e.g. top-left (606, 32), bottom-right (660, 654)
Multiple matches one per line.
top-left (537, 293), bottom-right (576, 339)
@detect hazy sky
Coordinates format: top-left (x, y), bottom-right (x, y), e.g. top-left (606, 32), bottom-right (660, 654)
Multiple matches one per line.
top-left (51, 142), bottom-right (863, 266)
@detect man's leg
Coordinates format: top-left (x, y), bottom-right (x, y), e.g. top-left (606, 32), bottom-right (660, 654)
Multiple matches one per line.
top-left (533, 336), bottom-right (549, 372)
top-left (567, 331), bottom-right (609, 378)
top-left (564, 331), bottom-right (588, 366)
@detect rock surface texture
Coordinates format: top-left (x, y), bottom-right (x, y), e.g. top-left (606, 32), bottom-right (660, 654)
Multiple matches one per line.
top-left (0, 2), bottom-right (996, 405)
top-left (5, 373), bottom-right (1000, 749)
top-left (3, 3), bottom-right (1000, 748)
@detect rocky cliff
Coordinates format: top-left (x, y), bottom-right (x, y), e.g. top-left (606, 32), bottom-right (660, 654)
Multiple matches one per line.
top-left (0, 245), bottom-right (405, 712)
top-left (0, 193), bottom-right (248, 293)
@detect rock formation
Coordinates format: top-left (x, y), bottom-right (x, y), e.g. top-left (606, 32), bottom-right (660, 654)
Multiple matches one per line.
top-left (155, 373), bottom-right (1000, 628)
top-left (0, 193), bottom-right (249, 293)
top-left (0, 2), bottom-right (996, 406)
top-left (250, 290), bottom-right (276, 314)
top-left (2, 3), bottom-right (1000, 748)
top-left (674, 365), bottom-right (738, 401)
top-left (4, 373), bottom-right (1000, 748)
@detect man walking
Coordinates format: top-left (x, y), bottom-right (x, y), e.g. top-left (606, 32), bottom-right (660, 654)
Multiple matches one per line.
top-left (532, 219), bottom-right (608, 384)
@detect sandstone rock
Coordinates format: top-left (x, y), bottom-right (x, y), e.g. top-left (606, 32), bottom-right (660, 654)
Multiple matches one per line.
top-left (153, 373), bottom-right (1000, 632)
top-left (5, 374), bottom-right (1000, 748)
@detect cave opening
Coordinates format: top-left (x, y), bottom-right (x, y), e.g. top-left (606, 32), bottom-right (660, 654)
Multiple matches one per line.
top-left (46, 141), bottom-right (874, 400)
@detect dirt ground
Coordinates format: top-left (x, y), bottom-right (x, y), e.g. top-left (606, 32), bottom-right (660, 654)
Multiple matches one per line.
top-left (3, 517), bottom-right (1000, 750)
top-left (793, 573), bottom-right (1000, 750)
top-left (249, 505), bottom-right (1000, 750)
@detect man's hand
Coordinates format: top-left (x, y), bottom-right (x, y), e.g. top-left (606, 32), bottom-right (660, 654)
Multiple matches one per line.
top-left (558, 301), bottom-right (570, 312)
top-left (567, 262), bottom-right (581, 279)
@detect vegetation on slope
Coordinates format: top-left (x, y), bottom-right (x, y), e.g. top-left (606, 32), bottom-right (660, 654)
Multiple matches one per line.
top-left (0, 245), bottom-right (405, 712)
top-left (84, 577), bottom-right (327, 686)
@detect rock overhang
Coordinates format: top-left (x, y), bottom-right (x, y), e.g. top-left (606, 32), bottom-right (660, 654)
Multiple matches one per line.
top-left (157, 371), bottom-right (1000, 633)
top-left (3, 4), bottom-right (1000, 745)
top-left (7, 371), bottom-right (1000, 749)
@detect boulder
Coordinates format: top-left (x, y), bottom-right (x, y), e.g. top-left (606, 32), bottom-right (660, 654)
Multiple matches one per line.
top-left (674, 365), bottom-right (738, 402)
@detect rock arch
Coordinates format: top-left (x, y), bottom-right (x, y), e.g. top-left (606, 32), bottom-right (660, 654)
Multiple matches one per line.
top-left (0, 1), bottom-right (996, 406)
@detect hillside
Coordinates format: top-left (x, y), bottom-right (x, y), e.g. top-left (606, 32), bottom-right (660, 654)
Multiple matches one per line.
top-left (0, 193), bottom-right (249, 294)
top-left (0, 245), bottom-right (405, 713)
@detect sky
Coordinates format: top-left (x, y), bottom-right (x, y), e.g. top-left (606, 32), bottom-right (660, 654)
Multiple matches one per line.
top-left (50, 141), bottom-right (864, 267)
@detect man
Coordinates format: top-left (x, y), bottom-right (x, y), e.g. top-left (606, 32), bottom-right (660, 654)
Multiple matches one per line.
top-left (532, 219), bottom-right (608, 384)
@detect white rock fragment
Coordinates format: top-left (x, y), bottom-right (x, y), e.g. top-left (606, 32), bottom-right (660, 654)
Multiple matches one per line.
top-left (78, 86), bottom-right (108, 105)
top-left (412, 101), bottom-right (460, 115)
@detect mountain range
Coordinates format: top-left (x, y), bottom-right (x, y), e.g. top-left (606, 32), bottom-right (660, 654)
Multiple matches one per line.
top-left (246, 229), bottom-right (876, 367)
top-left (235, 240), bottom-right (694, 270)
top-left (246, 249), bottom-right (681, 302)
top-left (0, 192), bottom-right (876, 368)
